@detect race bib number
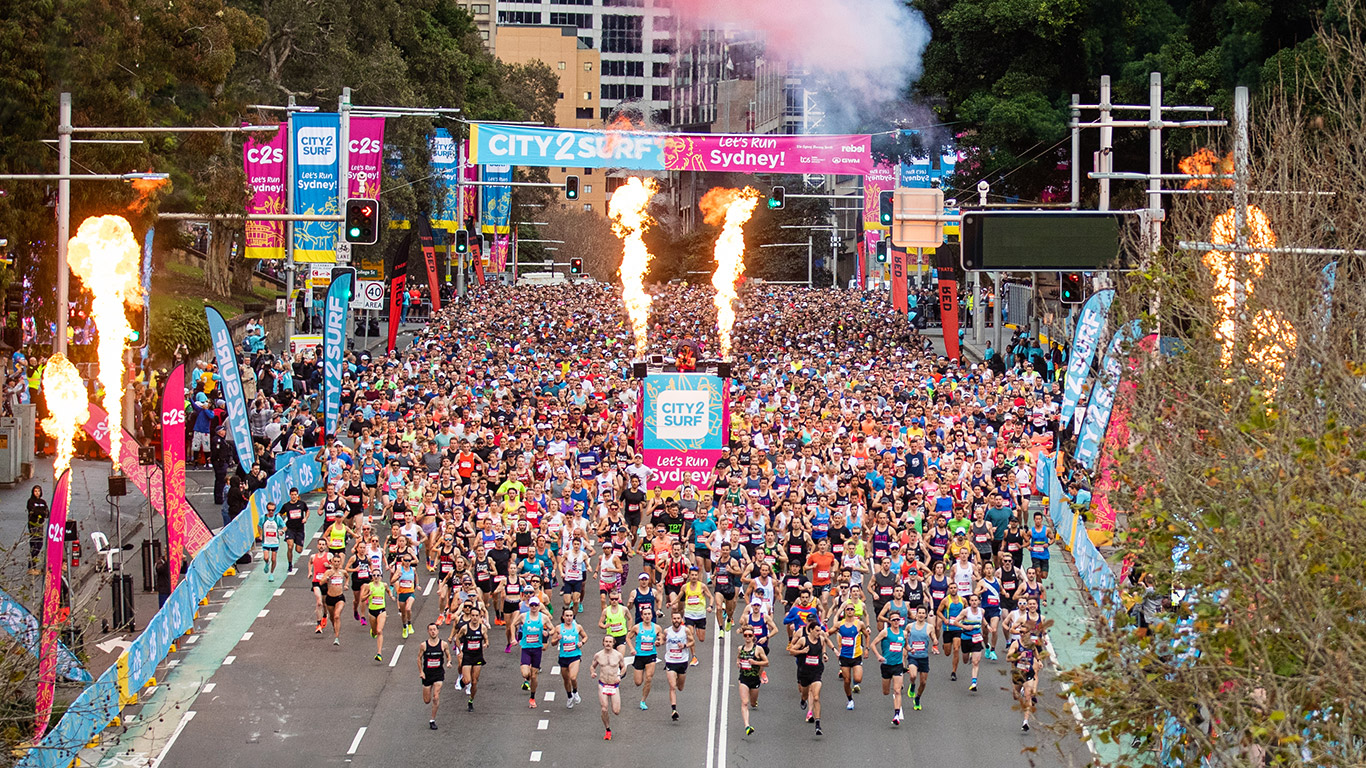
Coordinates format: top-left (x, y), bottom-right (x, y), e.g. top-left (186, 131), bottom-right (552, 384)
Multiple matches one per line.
top-left (739, 660), bottom-right (752, 670)
top-left (600, 683), bottom-right (619, 696)
top-left (468, 640), bottom-right (481, 650)
top-left (804, 655), bottom-right (820, 666)
top-left (888, 642), bottom-right (903, 654)
top-left (911, 640), bottom-right (927, 654)
top-left (426, 658), bottom-right (441, 668)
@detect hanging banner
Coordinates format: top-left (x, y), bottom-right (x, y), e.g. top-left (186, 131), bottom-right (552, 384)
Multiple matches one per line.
top-left (1060, 289), bottom-right (1115, 431)
top-left (416, 221), bottom-right (442, 313)
top-left (638, 373), bottom-right (729, 493)
top-left (291, 112), bottom-right (341, 263)
top-left (0, 587), bottom-right (88, 682)
top-left (936, 250), bottom-right (961, 360)
top-left (469, 124), bottom-right (875, 175)
top-left (431, 128), bottom-right (461, 231)
top-left (346, 116), bottom-right (385, 198)
top-left (472, 239), bottom-right (486, 286)
top-left (82, 406), bottom-right (213, 553)
top-left (243, 123), bottom-right (288, 259)
top-left (490, 234), bottom-right (510, 274)
top-left (323, 272), bottom-right (353, 437)
top-left (205, 307), bottom-right (256, 470)
top-left (890, 245), bottom-right (908, 313)
top-left (33, 470), bottom-right (71, 738)
top-left (387, 241), bottom-right (409, 354)
top-left (461, 139), bottom-right (479, 225)
top-left (863, 163), bottom-right (897, 230)
top-left (161, 365), bottom-right (188, 590)
top-left (481, 164), bottom-right (511, 236)
top-left (1075, 319), bottom-right (1144, 470)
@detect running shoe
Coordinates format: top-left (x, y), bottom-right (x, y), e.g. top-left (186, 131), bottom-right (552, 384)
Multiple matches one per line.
top-left (1022, 722), bottom-right (1030, 732)
top-left (468, 699), bottom-right (474, 711)
top-left (806, 710), bottom-right (814, 723)
top-left (375, 653), bottom-right (382, 661)
top-left (852, 684), bottom-right (861, 694)
top-left (846, 699), bottom-right (855, 710)
top-left (354, 611), bottom-right (361, 622)
top-left (671, 709), bottom-right (679, 721)
top-left (360, 617), bottom-right (368, 626)
top-left (268, 571), bottom-right (274, 582)
top-left (986, 648), bottom-right (997, 661)
top-left (436, 615), bottom-right (445, 626)
top-left (814, 725), bottom-right (823, 736)
top-left (465, 683), bottom-right (472, 695)
top-left (333, 637), bottom-right (340, 646)
top-left (744, 725), bottom-right (754, 736)
top-left (573, 691), bottom-right (582, 704)
top-left (950, 671), bottom-right (957, 682)
top-left (639, 701), bottom-right (649, 711)
top-left (800, 699), bottom-right (807, 710)
top-left (893, 710), bottom-right (903, 725)
top-left (969, 679), bottom-right (978, 692)
top-left (690, 657), bottom-right (699, 667)
top-left (760, 671), bottom-right (768, 684)
top-left (315, 622), bottom-right (324, 635)
top-left (505, 643), bottom-right (513, 653)
top-left (529, 698), bottom-right (537, 709)
top-left (913, 698), bottom-right (922, 712)
top-left (523, 680), bottom-right (531, 691)
top-left (567, 695), bottom-right (574, 709)
top-left (604, 729), bottom-right (612, 741)
top-left (429, 720), bottom-right (438, 730)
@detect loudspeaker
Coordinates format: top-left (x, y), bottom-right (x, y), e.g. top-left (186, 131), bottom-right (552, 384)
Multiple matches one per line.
top-left (108, 474), bottom-right (128, 497)
top-left (632, 362), bottom-right (647, 379)
top-left (716, 362), bottom-right (732, 379)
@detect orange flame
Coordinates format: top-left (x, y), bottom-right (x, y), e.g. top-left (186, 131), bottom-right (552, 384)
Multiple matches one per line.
top-left (1204, 205), bottom-right (1276, 366)
top-left (701, 187), bottom-right (761, 359)
top-left (67, 215), bottom-right (143, 471)
top-left (1178, 149), bottom-right (1234, 190)
top-left (41, 354), bottom-right (90, 480)
top-left (608, 177), bottom-right (659, 357)
top-left (128, 174), bottom-right (170, 213)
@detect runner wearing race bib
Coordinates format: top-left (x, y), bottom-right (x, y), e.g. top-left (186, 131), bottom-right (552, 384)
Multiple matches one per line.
top-left (872, 613), bottom-right (908, 725)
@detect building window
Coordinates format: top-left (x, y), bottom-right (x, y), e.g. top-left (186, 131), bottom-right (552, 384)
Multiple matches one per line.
top-left (583, 91), bottom-right (592, 101)
top-left (549, 12), bottom-right (593, 27)
top-left (652, 62), bottom-right (670, 78)
top-left (600, 107), bottom-right (613, 120)
top-left (601, 60), bottom-right (644, 77)
top-left (480, 30), bottom-right (490, 40)
top-left (550, 0), bottom-right (591, 4)
top-left (606, 177), bottom-right (626, 193)
top-left (584, 62), bottom-right (593, 71)
top-left (584, 168), bottom-right (593, 175)
top-left (472, 3), bottom-right (489, 13)
top-left (652, 38), bottom-right (674, 55)
top-left (585, 185), bottom-right (594, 194)
top-left (652, 85), bottom-right (669, 101)
top-left (604, 0), bottom-right (644, 5)
top-left (579, 36), bottom-right (593, 48)
top-left (558, 92), bottom-right (565, 100)
top-left (601, 15), bottom-right (643, 53)
top-left (601, 83), bottom-right (625, 101)
top-left (497, 10), bottom-right (542, 24)
top-left (576, 107), bottom-right (594, 119)
top-left (558, 61), bottom-right (566, 70)
top-left (583, 203), bottom-right (593, 211)
top-left (625, 84), bottom-right (644, 99)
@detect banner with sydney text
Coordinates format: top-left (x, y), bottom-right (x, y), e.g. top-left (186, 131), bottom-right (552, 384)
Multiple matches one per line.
top-left (639, 373), bottom-right (728, 492)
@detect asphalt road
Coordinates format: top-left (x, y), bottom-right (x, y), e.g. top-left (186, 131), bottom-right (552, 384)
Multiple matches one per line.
top-left (149, 529), bottom-right (1095, 768)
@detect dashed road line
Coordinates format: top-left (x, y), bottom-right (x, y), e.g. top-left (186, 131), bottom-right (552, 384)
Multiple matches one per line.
top-left (241, 632), bottom-right (253, 641)
top-left (148, 710), bottom-right (196, 768)
top-left (223, 655), bottom-right (236, 665)
top-left (347, 726), bottom-right (367, 755)
top-left (201, 683), bottom-right (215, 693)
top-left (529, 751), bottom-right (542, 762)
top-left (537, 719), bottom-right (548, 730)
top-left (258, 609), bottom-right (270, 618)
top-left (389, 645), bottom-right (404, 667)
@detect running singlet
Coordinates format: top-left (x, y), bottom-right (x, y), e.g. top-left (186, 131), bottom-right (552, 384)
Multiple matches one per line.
top-left (738, 646), bottom-right (761, 679)
top-left (521, 613), bottom-right (545, 649)
top-left (907, 624), bottom-right (932, 658)
top-left (836, 623), bottom-right (862, 659)
top-left (368, 583), bottom-right (386, 611)
top-left (747, 612), bottom-right (770, 646)
top-left (1029, 526), bottom-right (1050, 560)
top-left (262, 518), bottom-right (280, 547)
top-left (603, 605), bottom-right (629, 638)
top-left (635, 624), bottom-right (658, 656)
top-left (664, 626), bottom-right (689, 664)
top-left (882, 628), bottom-right (906, 666)
top-left (682, 582), bottom-right (707, 620)
top-left (397, 565), bottom-right (416, 593)
top-left (559, 623), bottom-right (582, 658)
top-left (422, 639), bottom-right (444, 672)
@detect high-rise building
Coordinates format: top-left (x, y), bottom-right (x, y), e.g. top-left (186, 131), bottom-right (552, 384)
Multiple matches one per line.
top-left (493, 0), bottom-right (675, 125)
top-left (456, 1), bottom-right (499, 49)
top-left (496, 25), bottom-right (607, 213)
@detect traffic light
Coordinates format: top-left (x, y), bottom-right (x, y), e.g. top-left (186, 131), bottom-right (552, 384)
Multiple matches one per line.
top-left (875, 240), bottom-right (888, 263)
top-left (767, 186), bottom-right (785, 210)
top-left (125, 300), bottom-right (148, 347)
top-left (879, 190), bottom-right (894, 227)
top-left (565, 175), bottom-right (580, 200)
top-left (455, 229), bottom-right (469, 254)
top-left (1059, 271), bottom-right (1084, 304)
top-left (344, 198), bottom-right (379, 245)
top-left (570, 258), bottom-right (583, 275)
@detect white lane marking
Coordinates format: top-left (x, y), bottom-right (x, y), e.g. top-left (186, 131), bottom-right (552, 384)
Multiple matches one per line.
top-left (544, 691), bottom-right (555, 702)
top-left (202, 683), bottom-right (215, 693)
top-left (223, 589), bottom-right (235, 598)
top-left (144, 686), bottom-right (158, 698)
top-left (238, 571), bottom-right (251, 578)
top-left (258, 610), bottom-right (270, 618)
top-left (550, 666), bottom-right (560, 675)
top-left (167, 660), bottom-right (180, 668)
top-left (185, 635), bottom-right (199, 645)
top-left (389, 645), bottom-right (404, 667)
top-left (241, 632), bottom-right (253, 641)
top-left (537, 719), bottom-right (548, 730)
top-left (424, 579), bottom-right (435, 596)
top-left (717, 628), bottom-right (732, 768)
top-left (347, 726), bottom-right (367, 755)
top-left (624, 655), bottom-right (635, 665)
top-left (223, 655), bottom-right (236, 665)
top-left (149, 710), bottom-right (196, 768)
top-left (274, 588), bottom-right (285, 597)
top-left (704, 617), bottom-right (723, 768)
top-left (530, 752), bottom-right (542, 762)
top-left (205, 612), bottom-right (219, 620)
top-left (1044, 635), bottom-right (1100, 757)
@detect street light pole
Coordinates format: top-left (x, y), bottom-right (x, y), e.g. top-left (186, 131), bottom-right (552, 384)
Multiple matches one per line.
top-left (56, 92), bottom-right (71, 354)
top-left (285, 95), bottom-right (298, 340)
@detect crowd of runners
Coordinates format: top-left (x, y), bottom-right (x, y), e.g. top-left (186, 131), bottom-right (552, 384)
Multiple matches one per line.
top-left (217, 281), bottom-right (1064, 739)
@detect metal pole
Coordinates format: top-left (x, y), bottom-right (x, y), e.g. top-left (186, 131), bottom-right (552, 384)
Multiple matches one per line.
top-left (1070, 94), bottom-right (1081, 208)
top-left (56, 92), bottom-right (72, 354)
top-left (284, 95), bottom-right (297, 341)
top-left (797, 235), bottom-right (808, 288)
top-left (1099, 76), bottom-right (1112, 212)
top-left (1148, 72), bottom-right (1164, 253)
top-left (1232, 85), bottom-right (1250, 348)
top-left (992, 273), bottom-right (1003, 353)
top-left (973, 271), bottom-right (985, 346)
top-left (512, 224), bottom-right (519, 282)
top-left (338, 88), bottom-right (351, 344)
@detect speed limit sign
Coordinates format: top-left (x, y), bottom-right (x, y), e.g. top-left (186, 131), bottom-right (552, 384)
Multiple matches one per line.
top-left (352, 280), bottom-right (385, 310)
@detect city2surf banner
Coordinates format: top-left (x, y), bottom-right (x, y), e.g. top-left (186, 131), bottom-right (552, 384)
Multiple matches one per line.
top-left (469, 124), bottom-right (874, 175)
top-left (161, 364), bottom-right (189, 590)
top-left (430, 128), bottom-right (461, 232)
top-left (1059, 288), bottom-right (1115, 431)
top-left (243, 123), bottom-right (287, 259)
top-left (640, 373), bottom-right (728, 493)
top-left (205, 307), bottom-right (258, 470)
top-left (323, 272), bottom-right (353, 437)
top-left (863, 163), bottom-right (897, 230)
top-left (347, 117), bottom-right (385, 198)
top-left (291, 112), bottom-right (342, 262)
top-left (33, 470), bottom-right (71, 738)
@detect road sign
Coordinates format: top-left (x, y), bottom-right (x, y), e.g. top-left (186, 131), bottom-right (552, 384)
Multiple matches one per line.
top-left (351, 280), bottom-right (385, 310)
top-left (335, 241), bottom-right (352, 263)
top-left (959, 211), bottom-right (1135, 271)
top-left (891, 188), bottom-right (944, 248)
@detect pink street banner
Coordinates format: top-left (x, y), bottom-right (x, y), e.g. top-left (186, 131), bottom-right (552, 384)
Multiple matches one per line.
top-left (162, 365), bottom-right (188, 590)
top-left (347, 117), bottom-right (385, 198)
top-left (863, 163), bottom-right (898, 228)
top-left (662, 133), bottom-right (873, 175)
top-left (490, 234), bottom-right (510, 273)
top-left (83, 406), bottom-right (213, 553)
top-left (34, 470), bottom-right (71, 738)
top-left (461, 139), bottom-right (479, 225)
top-left (243, 123), bottom-right (287, 259)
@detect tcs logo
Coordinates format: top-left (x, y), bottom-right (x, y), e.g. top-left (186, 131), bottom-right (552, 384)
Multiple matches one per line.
top-left (247, 145), bottom-right (285, 164)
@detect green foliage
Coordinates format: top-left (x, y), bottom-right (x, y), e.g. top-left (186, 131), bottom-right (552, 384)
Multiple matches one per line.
top-left (149, 303), bottom-right (211, 360)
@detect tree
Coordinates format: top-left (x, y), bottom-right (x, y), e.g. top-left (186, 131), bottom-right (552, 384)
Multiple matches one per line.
top-left (1060, 5), bottom-right (1366, 765)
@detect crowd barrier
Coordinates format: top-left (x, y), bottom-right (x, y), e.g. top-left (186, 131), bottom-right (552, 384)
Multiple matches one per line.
top-left (19, 448), bottom-right (325, 768)
top-left (1037, 454), bottom-right (1122, 624)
